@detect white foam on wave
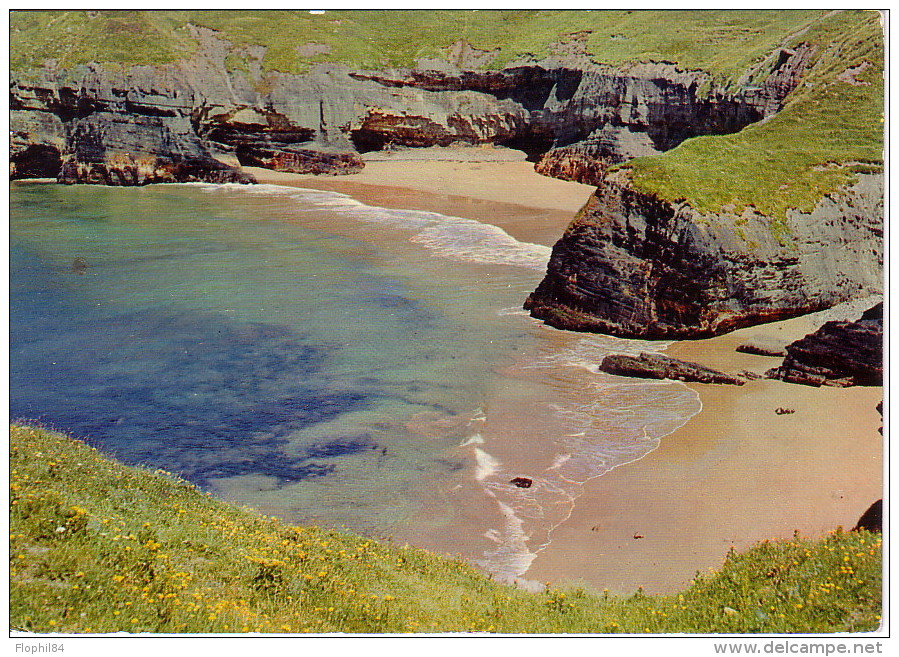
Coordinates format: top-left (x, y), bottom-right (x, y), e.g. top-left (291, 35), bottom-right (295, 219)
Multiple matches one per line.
top-left (475, 501), bottom-right (541, 587)
top-left (189, 182), bottom-right (307, 197)
top-left (468, 331), bottom-right (704, 582)
top-left (460, 433), bottom-right (485, 447)
top-left (473, 447), bottom-right (500, 481)
top-left (192, 182), bottom-right (552, 271)
top-left (547, 453), bottom-right (571, 470)
top-left (497, 307), bottom-right (532, 317)
top-left (525, 333), bottom-right (673, 374)
top-left (410, 221), bottom-right (551, 270)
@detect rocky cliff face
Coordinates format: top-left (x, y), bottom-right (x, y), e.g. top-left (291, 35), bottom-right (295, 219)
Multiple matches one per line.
top-left (524, 171), bottom-right (884, 339)
top-left (534, 47), bottom-right (815, 185)
top-left (10, 26), bottom-right (810, 186)
top-left (10, 64), bottom-right (255, 184)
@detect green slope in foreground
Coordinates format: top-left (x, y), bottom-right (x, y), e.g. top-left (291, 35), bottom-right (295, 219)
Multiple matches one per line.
top-left (10, 424), bottom-right (881, 634)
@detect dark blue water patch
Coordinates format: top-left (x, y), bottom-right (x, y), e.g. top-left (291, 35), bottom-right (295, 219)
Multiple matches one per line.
top-left (352, 277), bottom-right (437, 325)
top-left (188, 435), bottom-right (382, 485)
top-left (303, 435), bottom-right (379, 459)
top-left (10, 184), bottom-right (477, 507)
top-left (194, 458), bottom-right (337, 484)
top-left (9, 263), bottom-right (382, 486)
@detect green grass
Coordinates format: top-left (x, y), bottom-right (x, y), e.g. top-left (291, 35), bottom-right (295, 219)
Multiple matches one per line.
top-left (10, 423), bottom-right (882, 634)
top-left (10, 9), bottom-right (824, 77)
top-left (624, 10), bottom-right (884, 221)
top-left (8, 10), bottom-right (198, 71)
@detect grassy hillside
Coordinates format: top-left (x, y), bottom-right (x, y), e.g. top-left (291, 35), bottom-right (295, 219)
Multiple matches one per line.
top-left (10, 9), bottom-right (824, 80)
top-left (10, 424), bottom-right (882, 634)
top-left (624, 9), bottom-right (884, 222)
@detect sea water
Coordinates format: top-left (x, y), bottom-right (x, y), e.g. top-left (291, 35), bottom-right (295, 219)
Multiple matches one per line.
top-left (9, 181), bottom-right (700, 587)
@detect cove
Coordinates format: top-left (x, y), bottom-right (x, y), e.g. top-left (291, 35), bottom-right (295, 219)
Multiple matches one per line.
top-left (9, 180), bottom-right (700, 585)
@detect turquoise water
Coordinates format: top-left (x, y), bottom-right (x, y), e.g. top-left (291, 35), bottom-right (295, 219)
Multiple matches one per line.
top-left (9, 180), bottom-right (700, 586)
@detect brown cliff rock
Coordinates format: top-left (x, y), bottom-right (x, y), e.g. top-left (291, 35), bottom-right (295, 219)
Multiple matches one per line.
top-left (524, 173), bottom-right (883, 339)
top-left (767, 303), bottom-right (883, 387)
top-left (235, 146), bottom-right (364, 175)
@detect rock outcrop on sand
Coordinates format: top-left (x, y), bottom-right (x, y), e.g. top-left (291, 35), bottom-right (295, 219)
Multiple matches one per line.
top-left (853, 500), bottom-right (882, 533)
top-left (735, 339), bottom-right (788, 358)
top-left (767, 303), bottom-right (883, 387)
top-left (524, 172), bottom-right (883, 339)
top-left (599, 352), bottom-right (745, 385)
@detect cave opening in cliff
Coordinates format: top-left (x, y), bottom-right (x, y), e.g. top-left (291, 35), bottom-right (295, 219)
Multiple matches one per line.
top-left (348, 129), bottom-right (392, 154)
top-left (11, 144), bottom-right (63, 180)
top-left (498, 133), bottom-right (558, 163)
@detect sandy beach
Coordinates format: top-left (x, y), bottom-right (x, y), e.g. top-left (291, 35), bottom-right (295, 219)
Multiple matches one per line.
top-left (245, 158), bottom-right (883, 595)
top-left (527, 318), bottom-right (883, 594)
top-left (244, 158), bottom-right (595, 248)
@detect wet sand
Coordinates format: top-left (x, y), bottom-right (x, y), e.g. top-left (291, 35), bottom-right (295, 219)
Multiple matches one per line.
top-left (244, 162), bottom-right (595, 247)
top-left (244, 160), bottom-right (883, 595)
top-left (526, 316), bottom-right (883, 594)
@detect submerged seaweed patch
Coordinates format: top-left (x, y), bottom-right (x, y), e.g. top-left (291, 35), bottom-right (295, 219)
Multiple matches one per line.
top-left (303, 436), bottom-right (380, 459)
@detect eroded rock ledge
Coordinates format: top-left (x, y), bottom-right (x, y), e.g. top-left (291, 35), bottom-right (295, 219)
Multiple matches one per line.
top-left (599, 352), bottom-right (745, 385)
top-left (10, 27), bottom-right (811, 186)
top-left (767, 303), bottom-right (883, 387)
top-left (524, 172), bottom-right (883, 339)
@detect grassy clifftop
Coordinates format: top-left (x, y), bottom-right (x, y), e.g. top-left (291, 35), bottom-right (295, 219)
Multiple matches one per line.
top-left (10, 9), bottom-right (824, 80)
top-left (625, 9), bottom-right (884, 221)
top-left (10, 424), bottom-right (882, 634)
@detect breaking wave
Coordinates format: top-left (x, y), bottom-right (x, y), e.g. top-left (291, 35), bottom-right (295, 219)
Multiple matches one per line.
top-left (195, 183), bottom-right (552, 271)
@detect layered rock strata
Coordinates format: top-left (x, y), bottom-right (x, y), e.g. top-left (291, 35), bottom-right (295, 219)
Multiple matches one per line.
top-left (10, 28), bottom-right (812, 186)
top-left (524, 172), bottom-right (883, 339)
top-left (767, 303), bottom-right (883, 387)
top-left (599, 352), bottom-right (746, 385)
top-left (735, 339), bottom-right (788, 358)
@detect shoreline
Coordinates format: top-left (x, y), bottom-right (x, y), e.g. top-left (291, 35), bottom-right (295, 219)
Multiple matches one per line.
top-left (244, 162), bottom-right (595, 248)
top-left (527, 316), bottom-right (883, 594)
top-left (243, 161), bottom-right (882, 594)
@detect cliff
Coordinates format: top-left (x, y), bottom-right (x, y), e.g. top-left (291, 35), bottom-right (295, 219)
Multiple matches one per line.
top-left (523, 171), bottom-right (883, 338)
top-left (10, 60), bottom-right (799, 187)
top-left (10, 19), bottom-right (810, 187)
top-left (9, 10), bottom-right (884, 339)
top-left (524, 11), bottom-right (884, 338)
